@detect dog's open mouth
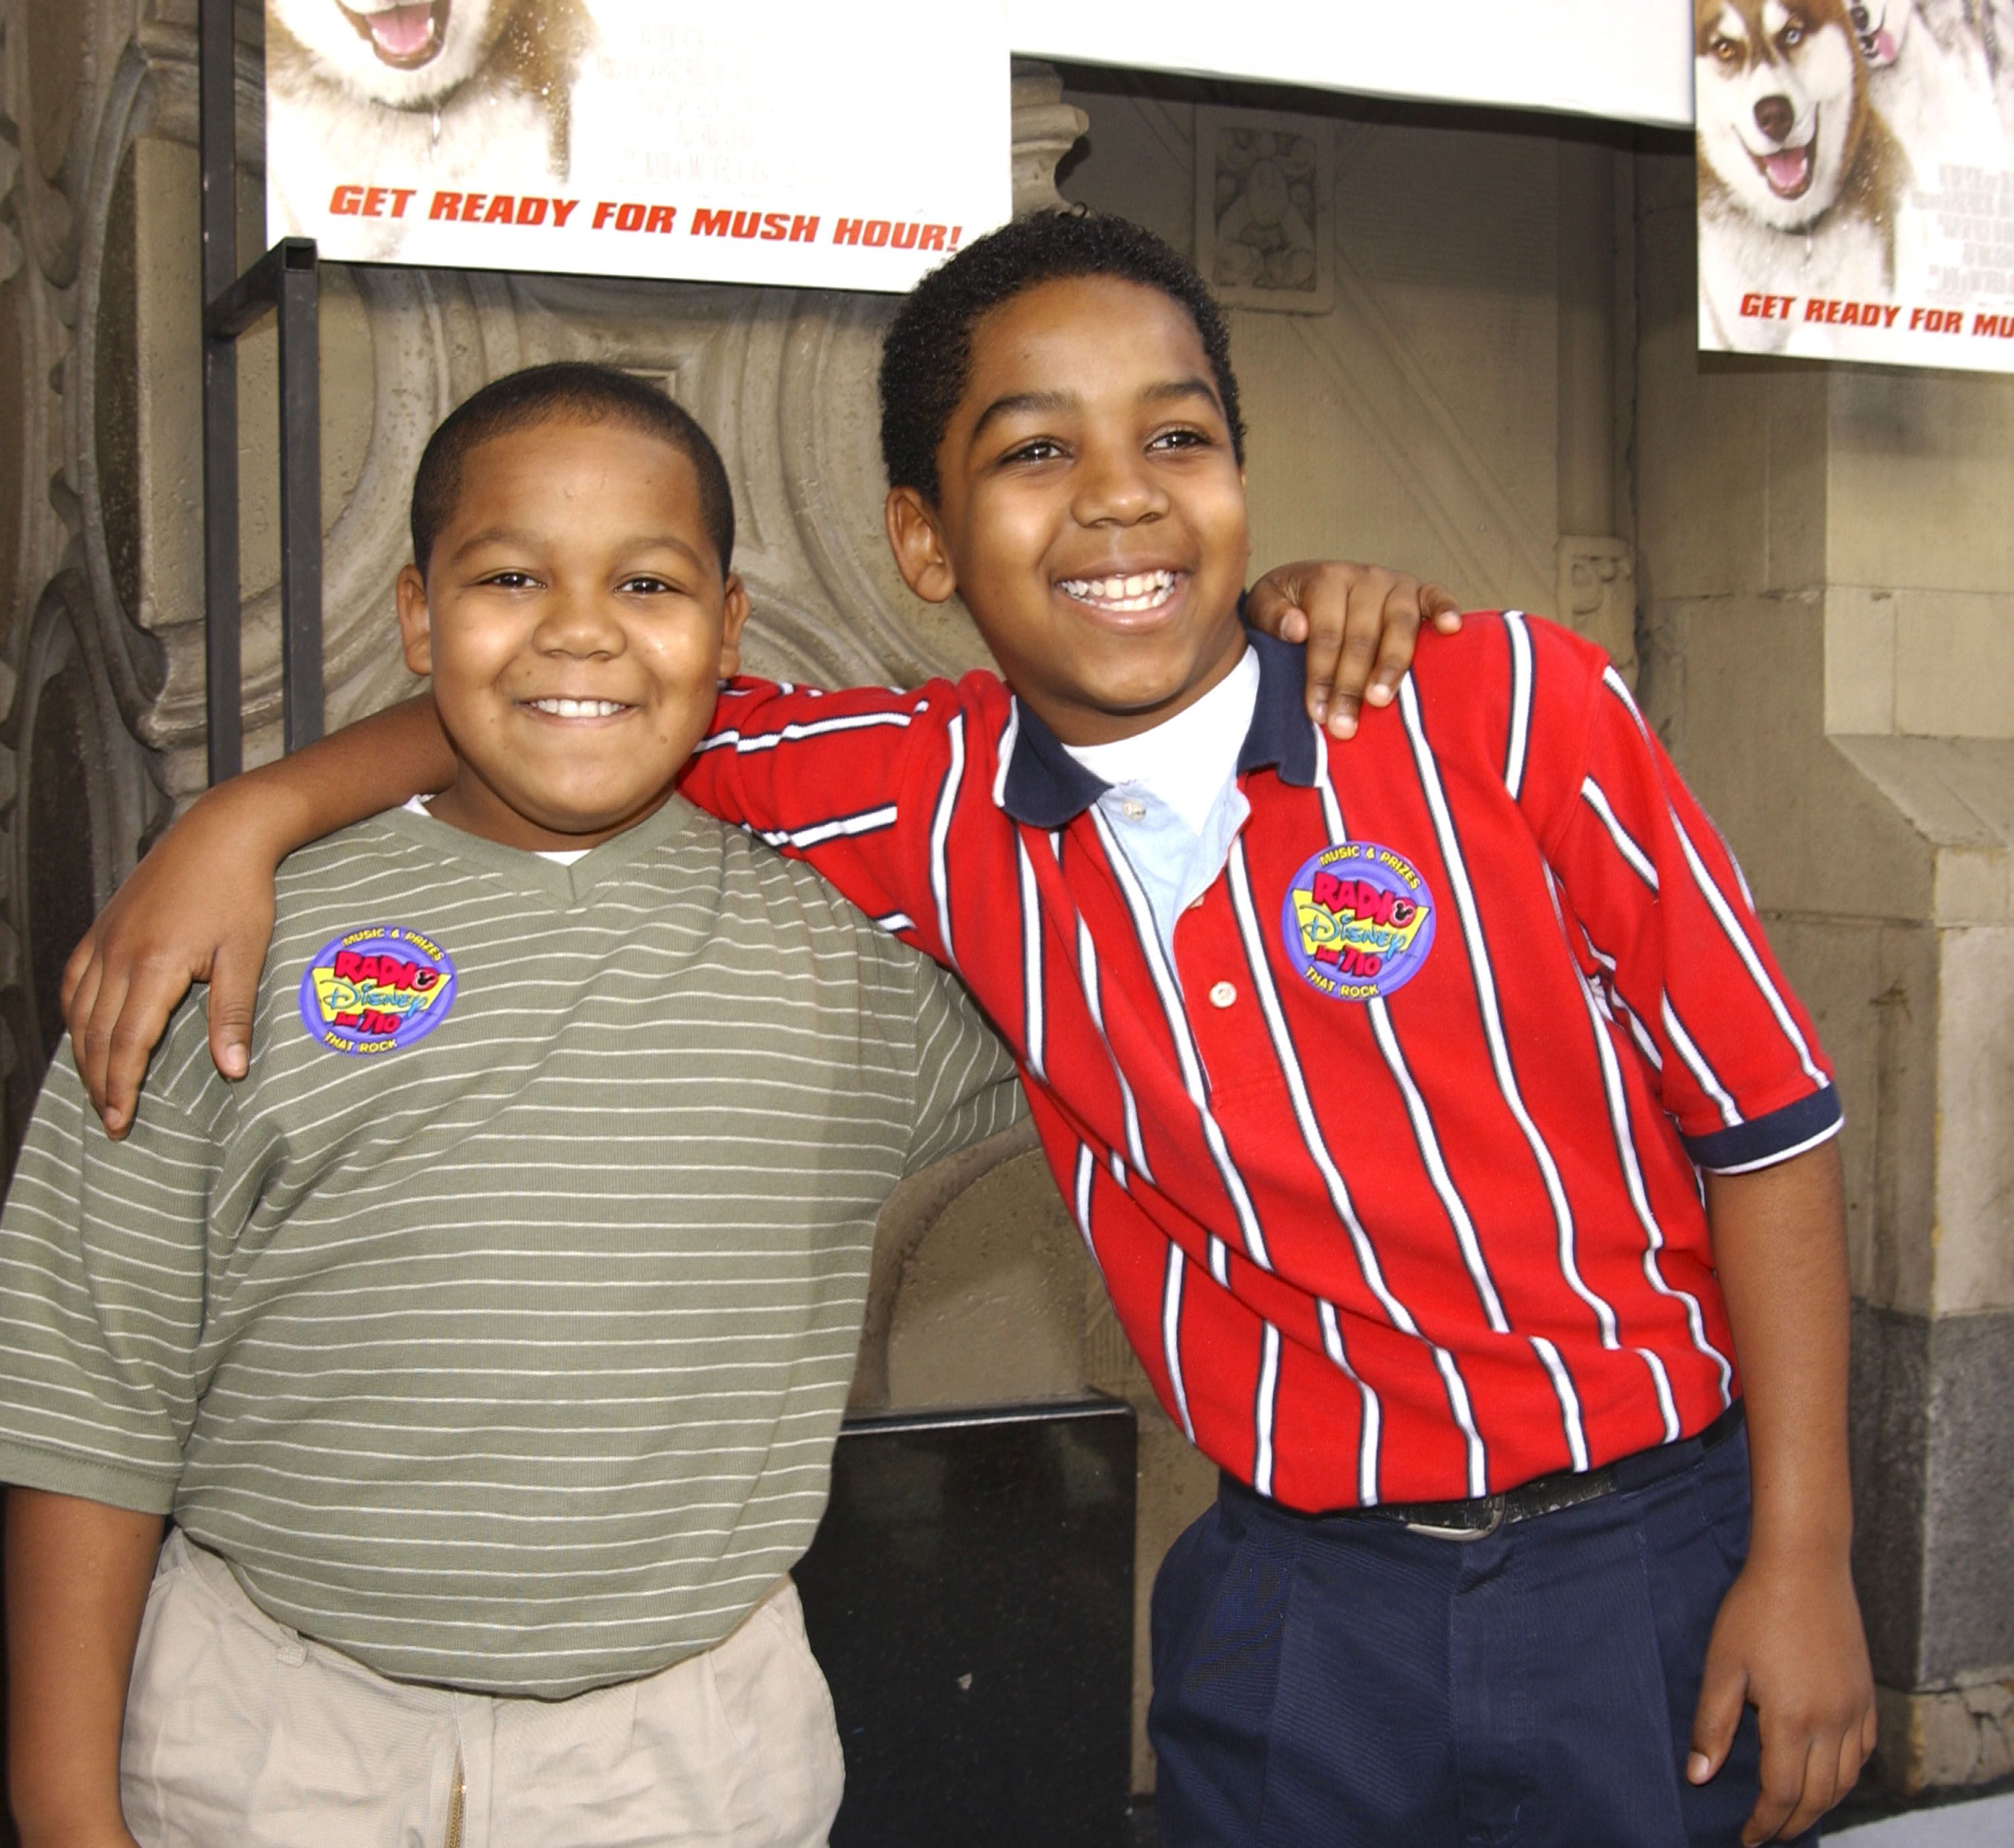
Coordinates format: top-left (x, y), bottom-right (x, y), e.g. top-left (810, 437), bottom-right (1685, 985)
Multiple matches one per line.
top-left (1752, 125), bottom-right (1818, 201)
top-left (336, 0), bottom-right (451, 69)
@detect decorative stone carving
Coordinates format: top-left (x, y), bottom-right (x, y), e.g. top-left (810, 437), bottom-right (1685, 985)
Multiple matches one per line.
top-left (1194, 107), bottom-right (1333, 314)
top-left (1556, 533), bottom-right (1637, 685)
top-left (1010, 59), bottom-right (1087, 217)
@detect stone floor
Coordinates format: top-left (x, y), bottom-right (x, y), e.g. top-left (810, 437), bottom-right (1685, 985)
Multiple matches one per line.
top-left (1825, 1784), bottom-right (2014, 1843)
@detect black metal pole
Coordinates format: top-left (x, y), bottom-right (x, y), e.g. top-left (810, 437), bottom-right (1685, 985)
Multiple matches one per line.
top-left (276, 242), bottom-right (323, 751)
top-left (198, 0), bottom-right (242, 783)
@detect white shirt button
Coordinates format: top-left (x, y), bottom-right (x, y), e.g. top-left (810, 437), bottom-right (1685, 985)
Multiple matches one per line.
top-left (1119, 798), bottom-right (1147, 822)
top-left (1208, 981), bottom-right (1237, 1009)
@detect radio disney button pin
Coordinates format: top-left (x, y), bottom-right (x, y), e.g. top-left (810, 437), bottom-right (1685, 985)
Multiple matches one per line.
top-left (1280, 842), bottom-right (1435, 1002)
top-left (299, 925), bottom-right (457, 1056)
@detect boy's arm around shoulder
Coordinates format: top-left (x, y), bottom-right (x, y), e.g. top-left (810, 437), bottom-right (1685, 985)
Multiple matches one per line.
top-left (679, 675), bottom-right (979, 973)
top-left (61, 693), bottom-right (453, 1138)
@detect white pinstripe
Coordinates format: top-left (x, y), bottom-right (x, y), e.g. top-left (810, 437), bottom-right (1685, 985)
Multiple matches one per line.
top-left (990, 701), bottom-right (1022, 810)
top-left (1502, 611), bottom-right (1534, 799)
top-left (693, 710), bottom-right (912, 755)
top-left (1662, 995), bottom-right (1741, 1128)
top-left (1253, 1322), bottom-right (1282, 1498)
top-left (1161, 1245), bottom-right (1196, 1443)
top-left (1316, 1300), bottom-right (1381, 1508)
top-left (1580, 975), bottom-right (1733, 1414)
top-left (1075, 914), bottom-right (1154, 1185)
top-left (1526, 1336), bottom-right (1588, 1472)
top-left (1581, 778), bottom-right (1660, 888)
top-left (753, 805), bottom-right (898, 852)
top-left (1071, 1142), bottom-right (1100, 1262)
top-left (1017, 837), bottom-right (1046, 1083)
top-left (929, 715), bottom-right (966, 971)
top-left (1574, 916), bottom-right (1664, 1072)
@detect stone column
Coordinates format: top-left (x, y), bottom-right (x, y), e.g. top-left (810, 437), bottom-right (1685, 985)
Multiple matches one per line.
top-left (1633, 140), bottom-right (2014, 1795)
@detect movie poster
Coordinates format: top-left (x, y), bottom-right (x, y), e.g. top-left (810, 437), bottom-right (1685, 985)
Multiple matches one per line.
top-left (1697, 0), bottom-right (2014, 371)
top-left (1008, 0), bottom-right (1694, 130)
top-left (265, 0), bottom-right (1011, 291)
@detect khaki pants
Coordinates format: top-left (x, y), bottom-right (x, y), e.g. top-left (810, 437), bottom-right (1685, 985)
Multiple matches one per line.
top-left (120, 1531), bottom-right (845, 1848)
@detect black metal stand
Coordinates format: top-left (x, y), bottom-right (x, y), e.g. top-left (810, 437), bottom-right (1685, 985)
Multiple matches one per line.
top-left (199, 0), bottom-right (323, 783)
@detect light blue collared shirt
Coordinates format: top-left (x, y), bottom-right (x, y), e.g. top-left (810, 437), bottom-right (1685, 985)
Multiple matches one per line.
top-left (1063, 650), bottom-right (1260, 965)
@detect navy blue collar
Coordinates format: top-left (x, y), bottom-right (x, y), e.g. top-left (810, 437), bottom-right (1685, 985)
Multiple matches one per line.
top-left (995, 629), bottom-right (1319, 828)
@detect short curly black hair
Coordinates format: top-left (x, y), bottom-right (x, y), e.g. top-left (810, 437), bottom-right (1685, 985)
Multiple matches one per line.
top-left (411, 362), bottom-right (735, 579)
top-left (879, 210), bottom-right (1246, 503)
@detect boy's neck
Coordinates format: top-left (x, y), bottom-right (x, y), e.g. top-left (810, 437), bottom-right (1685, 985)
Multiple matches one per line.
top-left (1021, 621), bottom-right (1253, 748)
top-left (424, 767), bottom-right (680, 854)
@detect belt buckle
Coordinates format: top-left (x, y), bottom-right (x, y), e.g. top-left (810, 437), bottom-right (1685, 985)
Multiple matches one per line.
top-left (1403, 1494), bottom-right (1507, 1542)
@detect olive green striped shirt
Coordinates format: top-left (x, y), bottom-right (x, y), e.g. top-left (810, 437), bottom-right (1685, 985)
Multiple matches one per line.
top-left (0, 799), bottom-right (1022, 1696)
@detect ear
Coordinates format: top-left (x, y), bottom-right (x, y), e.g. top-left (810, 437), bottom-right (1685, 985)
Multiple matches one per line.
top-left (716, 574), bottom-right (753, 679)
top-left (884, 487), bottom-right (959, 605)
top-left (395, 564), bottom-right (433, 677)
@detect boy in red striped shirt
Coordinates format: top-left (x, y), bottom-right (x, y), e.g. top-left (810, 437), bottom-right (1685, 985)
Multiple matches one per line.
top-left (58, 213), bottom-right (1871, 1845)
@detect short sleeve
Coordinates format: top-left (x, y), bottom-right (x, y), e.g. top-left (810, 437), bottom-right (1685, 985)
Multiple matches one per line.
top-left (0, 1036), bottom-right (218, 1512)
top-left (902, 953), bottom-right (1027, 1176)
top-left (1543, 663), bottom-right (1840, 1174)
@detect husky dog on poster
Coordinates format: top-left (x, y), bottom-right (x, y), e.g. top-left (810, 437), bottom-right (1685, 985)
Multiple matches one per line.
top-left (1696, 0), bottom-right (2014, 370)
top-left (267, 1), bottom-right (593, 260)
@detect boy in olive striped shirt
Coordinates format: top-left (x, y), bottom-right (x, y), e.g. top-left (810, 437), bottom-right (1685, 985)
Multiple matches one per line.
top-left (0, 367), bottom-right (1026, 1848)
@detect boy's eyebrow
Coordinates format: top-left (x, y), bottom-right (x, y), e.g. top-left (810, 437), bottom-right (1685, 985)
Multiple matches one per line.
top-left (969, 389), bottom-right (1077, 444)
top-left (1141, 376), bottom-right (1223, 412)
top-left (968, 376), bottom-right (1224, 445)
top-left (448, 526), bottom-right (710, 571)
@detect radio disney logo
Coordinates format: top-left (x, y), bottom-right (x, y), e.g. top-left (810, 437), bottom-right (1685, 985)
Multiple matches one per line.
top-left (1280, 842), bottom-right (1435, 1002)
top-left (298, 925), bottom-right (457, 1056)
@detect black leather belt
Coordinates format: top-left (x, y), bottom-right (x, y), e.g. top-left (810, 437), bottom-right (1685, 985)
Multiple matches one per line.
top-left (1251, 1400), bottom-right (1746, 1543)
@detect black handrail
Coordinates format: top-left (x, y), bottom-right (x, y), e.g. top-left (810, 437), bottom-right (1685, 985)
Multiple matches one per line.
top-left (198, 0), bottom-right (324, 783)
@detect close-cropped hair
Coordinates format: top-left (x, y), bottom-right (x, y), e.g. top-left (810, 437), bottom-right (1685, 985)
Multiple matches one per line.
top-left (410, 362), bottom-right (736, 577)
top-left (878, 209), bottom-right (1247, 503)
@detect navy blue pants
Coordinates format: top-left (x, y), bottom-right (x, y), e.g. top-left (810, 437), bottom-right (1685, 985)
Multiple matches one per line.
top-left (1149, 1426), bottom-right (1815, 1847)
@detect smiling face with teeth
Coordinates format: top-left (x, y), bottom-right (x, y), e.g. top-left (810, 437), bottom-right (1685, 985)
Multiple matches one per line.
top-left (885, 276), bottom-right (1251, 747)
top-left (395, 414), bottom-right (749, 853)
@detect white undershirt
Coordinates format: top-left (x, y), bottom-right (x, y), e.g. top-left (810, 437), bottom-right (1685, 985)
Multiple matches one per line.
top-left (1061, 646), bottom-right (1259, 832)
top-left (402, 794), bottom-right (591, 865)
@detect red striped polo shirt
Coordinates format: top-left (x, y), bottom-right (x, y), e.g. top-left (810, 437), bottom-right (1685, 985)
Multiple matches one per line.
top-left (678, 614), bottom-right (1840, 1510)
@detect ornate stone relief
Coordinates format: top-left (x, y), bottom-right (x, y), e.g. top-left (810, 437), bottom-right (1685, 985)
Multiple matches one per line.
top-left (1194, 107), bottom-right (1333, 315)
top-left (1556, 533), bottom-right (1637, 685)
